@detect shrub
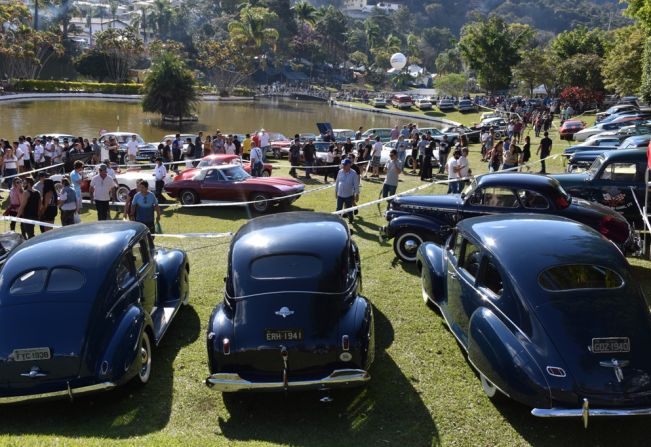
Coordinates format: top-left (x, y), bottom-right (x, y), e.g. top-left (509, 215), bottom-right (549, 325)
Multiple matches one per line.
top-left (232, 87), bottom-right (254, 97)
top-left (8, 79), bottom-right (143, 94)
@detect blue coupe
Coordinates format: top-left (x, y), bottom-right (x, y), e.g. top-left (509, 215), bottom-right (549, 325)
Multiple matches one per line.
top-left (417, 214), bottom-right (651, 427)
top-left (0, 221), bottom-right (190, 403)
top-left (205, 212), bottom-right (374, 392)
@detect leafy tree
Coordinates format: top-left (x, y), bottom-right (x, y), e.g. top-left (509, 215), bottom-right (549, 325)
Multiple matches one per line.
top-left (551, 26), bottom-right (606, 59)
top-left (421, 27), bottom-right (455, 55)
top-left (314, 6), bottom-right (347, 64)
top-left (198, 38), bottom-right (255, 93)
top-left (292, 1), bottom-right (317, 27)
top-left (435, 48), bottom-right (462, 74)
top-left (602, 26), bottom-right (645, 96)
top-left (346, 28), bottom-right (368, 55)
top-left (142, 51), bottom-right (197, 121)
top-left (458, 16), bottom-right (532, 93)
top-left (406, 34), bottom-right (421, 65)
top-left (625, 0), bottom-right (651, 31)
top-left (558, 53), bottom-right (604, 92)
top-left (640, 37), bottom-right (651, 104)
top-left (513, 47), bottom-right (547, 96)
top-left (435, 72), bottom-right (468, 97)
top-left (95, 27), bottom-right (143, 82)
top-left (228, 6), bottom-right (279, 56)
top-left (74, 50), bottom-right (110, 81)
top-left (349, 51), bottom-right (368, 67)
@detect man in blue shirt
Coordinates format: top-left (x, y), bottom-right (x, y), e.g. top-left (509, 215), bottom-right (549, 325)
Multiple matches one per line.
top-left (130, 180), bottom-right (161, 234)
top-left (335, 159), bottom-right (360, 224)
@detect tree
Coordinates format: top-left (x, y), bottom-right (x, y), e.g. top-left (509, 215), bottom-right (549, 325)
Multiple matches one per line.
top-left (625, 0), bottom-right (651, 31)
top-left (142, 51), bottom-right (197, 121)
top-left (95, 27), bottom-right (143, 82)
top-left (349, 51), bottom-right (368, 67)
top-left (513, 47), bottom-right (547, 96)
top-left (641, 37), bottom-right (651, 104)
top-left (198, 38), bottom-right (254, 94)
top-left (435, 48), bottom-right (462, 74)
top-left (458, 16), bottom-right (532, 93)
top-left (314, 6), bottom-right (347, 64)
top-left (228, 6), bottom-right (279, 56)
top-left (292, 1), bottom-right (317, 27)
top-left (74, 50), bottom-right (110, 81)
top-left (551, 26), bottom-right (606, 59)
top-left (435, 73), bottom-right (468, 97)
top-left (421, 27), bottom-right (455, 55)
top-left (558, 53), bottom-right (604, 92)
top-left (602, 26), bottom-right (645, 96)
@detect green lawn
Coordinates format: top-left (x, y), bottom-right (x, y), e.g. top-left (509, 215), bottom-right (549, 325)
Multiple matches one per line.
top-left (1, 111), bottom-right (649, 446)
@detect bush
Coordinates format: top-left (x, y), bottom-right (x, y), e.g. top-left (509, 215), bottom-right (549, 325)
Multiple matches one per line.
top-left (232, 87), bottom-right (254, 97)
top-left (8, 80), bottom-right (143, 94)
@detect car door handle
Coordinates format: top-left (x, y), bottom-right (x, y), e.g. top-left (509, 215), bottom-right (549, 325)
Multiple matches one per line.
top-left (153, 272), bottom-right (159, 279)
top-left (449, 272), bottom-right (458, 279)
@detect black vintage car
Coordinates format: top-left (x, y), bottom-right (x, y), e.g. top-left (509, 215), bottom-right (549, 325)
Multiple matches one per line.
top-left (552, 149), bottom-right (649, 225)
top-left (381, 173), bottom-right (637, 262)
top-left (205, 212), bottom-right (374, 392)
top-left (418, 215), bottom-right (651, 427)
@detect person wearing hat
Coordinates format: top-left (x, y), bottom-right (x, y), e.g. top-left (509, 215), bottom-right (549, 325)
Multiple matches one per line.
top-left (335, 158), bottom-right (359, 225)
top-left (89, 163), bottom-right (116, 221)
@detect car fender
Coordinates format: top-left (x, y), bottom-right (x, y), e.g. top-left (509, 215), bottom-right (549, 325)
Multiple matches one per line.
top-left (467, 307), bottom-right (551, 408)
top-left (98, 304), bottom-right (152, 384)
top-left (206, 303), bottom-right (235, 373)
top-left (155, 248), bottom-right (190, 304)
top-left (339, 296), bottom-right (375, 370)
top-left (416, 242), bottom-right (446, 303)
top-left (386, 214), bottom-right (451, 242)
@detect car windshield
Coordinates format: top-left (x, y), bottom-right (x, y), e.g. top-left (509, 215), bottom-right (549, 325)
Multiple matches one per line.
top-left (539, 264), bottom-right (624, 291)
top-left (587, 157), bottom-right (605, 179)
top-left (461, 179), bottom-right (478, 197)
top-left (107, 134), bottom-right (144, 144)
top-left (197, 157), bottom-right (240, 168)
top-left (220, 166), bottom-right (250, 181)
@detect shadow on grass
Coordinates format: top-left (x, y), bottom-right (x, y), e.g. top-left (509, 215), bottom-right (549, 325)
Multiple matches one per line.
top-left (217, 307), bottom-right (440, 446)
top-left (0, 305), bottom-right (201, 439)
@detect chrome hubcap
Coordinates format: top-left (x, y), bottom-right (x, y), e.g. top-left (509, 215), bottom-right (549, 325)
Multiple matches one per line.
top-left (404, 239), bottom-right (419, 253)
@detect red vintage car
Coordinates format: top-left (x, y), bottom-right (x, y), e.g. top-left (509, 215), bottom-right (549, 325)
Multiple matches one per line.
top-left (268, 132), bottom-right (291, 158)
top-left (176, 154), bottom-right (273, 180)
top-left (559, 119), bottom-right (587, 141)
top-left (164, 164), bottom-right (305, 213)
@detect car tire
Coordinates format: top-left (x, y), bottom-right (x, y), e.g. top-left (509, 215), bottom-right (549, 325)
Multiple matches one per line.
top-left (393, 230), bottom-right (425, 263)
top-left (405, 155), bottom-right (417, 170)
top-left (137, 331), bottom-right (152, 385)
top-left (116, 185), bottom-right (130, 203)
top-left (261, 169), bottom-right (271, 177)
top-left (250, 193), bottom-right (270, 213)
top-left (180, 189), bottom-right (198, 205)
top-left (480, 374), bottom-right (505, 401)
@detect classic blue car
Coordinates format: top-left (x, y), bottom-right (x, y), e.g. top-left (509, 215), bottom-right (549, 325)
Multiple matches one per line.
top-left (562, 134), bottom-right (650, 164)
top-left (0, 221), bottom-right (190, 403)
top-left (552, 149), bottom-right (649, 224)
top-left (418, 215), bottom-right (651, 427)
top-left (205, 212), bottom-right (374, 391)
top-left (381, 173), bottom-right (637, 262)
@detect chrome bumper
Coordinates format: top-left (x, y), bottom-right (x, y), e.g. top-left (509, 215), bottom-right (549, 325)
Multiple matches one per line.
top-left (205, 369), bottom-right (370, 392)
top-left (0, 381), bottom-right (116, 404)
top-left (532, 407), bottom-right (651, 417)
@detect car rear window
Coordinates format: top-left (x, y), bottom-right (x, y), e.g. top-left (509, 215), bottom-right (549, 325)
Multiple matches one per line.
top-left (538, 265), bottom-right (624, 291)
top-left (10, 268), bottom-right (85, 295)
top-left (250, 255), bottom-right (322, 280)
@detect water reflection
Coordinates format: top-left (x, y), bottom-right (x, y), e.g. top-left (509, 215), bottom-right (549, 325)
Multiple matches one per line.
top-left (0, 98), bottom-right (434, 141)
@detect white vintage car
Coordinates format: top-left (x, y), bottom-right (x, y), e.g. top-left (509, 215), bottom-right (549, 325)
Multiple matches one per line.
top-left (50, 167), bottom-right (175, 202)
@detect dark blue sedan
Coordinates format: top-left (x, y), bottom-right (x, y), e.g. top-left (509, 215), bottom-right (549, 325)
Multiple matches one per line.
top-left (417, 214), bottom-right (651, 427)
top-left (205, 212), bottom-right (374, 392)
top-left (0, 222), bottom-right (190, 403)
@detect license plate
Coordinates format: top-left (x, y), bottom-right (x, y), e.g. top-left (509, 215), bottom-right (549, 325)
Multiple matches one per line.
top-left (11, 347), bottom-right (51, 362)
top-left (592, 337), bottom-right (630, 354)
top-left (265, 329), bottom-right (303, 342)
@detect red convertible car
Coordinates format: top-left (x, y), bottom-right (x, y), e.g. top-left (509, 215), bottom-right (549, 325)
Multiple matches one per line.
top-left (559, 119), bottom-right (587, 141)
top-left (164, 164), bottom-right (305, 213)
top-left (176, 154), bottom-right (273, 180)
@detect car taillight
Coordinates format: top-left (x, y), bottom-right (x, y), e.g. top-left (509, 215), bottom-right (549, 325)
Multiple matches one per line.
top-left (342, 335), bottom-right (350, 351)
top-left (598, 215), bottom-right (629, 243)
top-left (554, 196), bottom-right (569, 209)
top-left (222, 338), bottom-right (230, 355)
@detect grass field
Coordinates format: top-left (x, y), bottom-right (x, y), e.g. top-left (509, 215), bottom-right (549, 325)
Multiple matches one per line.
top-left (1, 110), bottom-right (650, 447)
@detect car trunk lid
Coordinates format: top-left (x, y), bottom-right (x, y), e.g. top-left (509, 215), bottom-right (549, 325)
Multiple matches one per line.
top-left (0, 302), bottom-right (91, 386)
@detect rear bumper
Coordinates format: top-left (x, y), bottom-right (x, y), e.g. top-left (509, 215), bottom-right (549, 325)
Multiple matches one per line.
top-left (532, 407), bottom-right (651, 418)
top-left (205, 369), bottom-right (370, 392)
top-left (0, 381), bottom-right (116, 404)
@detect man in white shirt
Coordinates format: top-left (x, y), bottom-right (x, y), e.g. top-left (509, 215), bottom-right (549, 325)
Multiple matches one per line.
top-left (446, 150), bottom-right (462, 194)
top-left (18, 137), bottom-right (31, 172)
top-left (89, 164), bottom-right (116, 220)
top-left (249, 144), bottom-right (264, 177)
top-left (365, 136), bottom-right (383, 178)
top-left (14, 142), bottom-right (25, 173)
top-left (44, 137), bottom-right (54, 166)
top-left (153, 157), bottom-right (167, 201)
top-left (224, 135), bottom-right (236, 155)
top-left (126, 135), bottom-right (139, 164)
top-left (258, 129), bottom-right (270, 161)
top-left (458, 147), bottom-right (470, 191)
top-left (33, 138), bottom-right (45, 168)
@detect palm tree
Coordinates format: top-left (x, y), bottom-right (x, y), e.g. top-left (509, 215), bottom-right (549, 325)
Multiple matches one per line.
top-left (364, 20), bottom-right (382, 52)
top-left (109, 0), bottom-right (118, 28)
top-left (292, 1), bottom-right (317, 27)
top-left (385, 34), bottom-right (402, 54)
top-left (228, 6), bottom-right (279, 55)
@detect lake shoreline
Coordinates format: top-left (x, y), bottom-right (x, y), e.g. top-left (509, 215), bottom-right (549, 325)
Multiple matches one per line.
top-left (0, 93), bottom-right (255, 103)
top-left (333, 100), bottom-right (462, 126)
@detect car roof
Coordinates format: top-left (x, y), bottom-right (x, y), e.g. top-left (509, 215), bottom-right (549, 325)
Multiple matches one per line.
top-left (102, 132), bottom-right (140, 136)
top-left (476, 173), bottom-right (563, 193)
top-left (229, 212), bottom-right (350, 296)
top-left (459, 215), bottom-right (627, 298)
top-left (2, 222), bottom-right (145, 285)
top-left (200, 163), bottom-right (240, 171)
top-left (602, 148), bottom-right (648, 161)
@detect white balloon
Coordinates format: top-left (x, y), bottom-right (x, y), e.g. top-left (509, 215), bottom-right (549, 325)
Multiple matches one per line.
top-left (390, 53), bottom-right (407, 70)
